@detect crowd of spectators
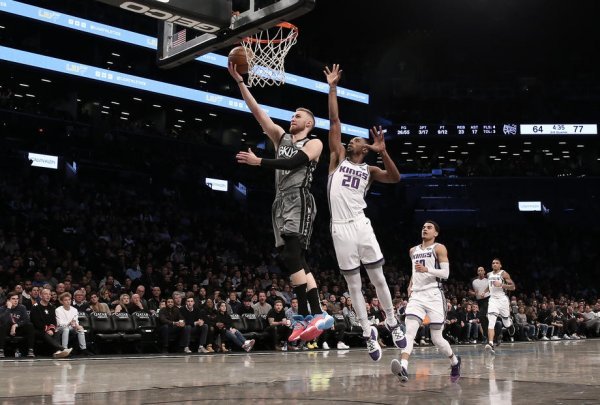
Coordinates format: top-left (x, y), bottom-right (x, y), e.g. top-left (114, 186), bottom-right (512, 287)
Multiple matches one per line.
top-left (0, 142), bottom-right (599, 356)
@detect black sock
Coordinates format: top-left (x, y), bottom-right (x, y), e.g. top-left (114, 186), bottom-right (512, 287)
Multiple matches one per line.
top-left (294, 283), bottom-right (309, 316)
top-left (307, 288), bottom-right (321, 315)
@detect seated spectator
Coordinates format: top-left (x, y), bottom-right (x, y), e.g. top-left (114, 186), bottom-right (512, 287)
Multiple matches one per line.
top-left (227, 292), bottom-right (242, 315)
top-left (72, 290), bottom-right (90, 312)
top-left (0, 291), bottom-right (35, 358)
top-left (443, 301), bottom-right (461, 344)
top-left (158, 297), bottom-right (189, 353)
top-left (252, 292), bottom-right (272, 317)
top-left (582, 304), bottom-right (600, 337)
top-left (147, 287), bottom-right (162, 314)
top-left (55, 292), bottom-right (89, 355)
top-left (127, 294), bottom-right (148, 314)
top-left (238, 298), bottom-right (255, 315)
top-left (562, 305), bottom-right (585, 339)
top-left (547, 310), bottom-right (564, 340)
top-left (180, 297), bottom-right (210, 353)
top-left (22, 286), bottom-right (40, 311)
top-left (343, 298), bottom-right (362, 332)
top-left (30, 288), bottom-right (72, 358)
top-left (266, 299), bottom-right (291, 350)
top-left (113, 294), bottom-right (131, 314)
top-left (326, 294), bottom-right (342, 315)
top-left (366, 302), bottom-right (389, 348)
top-left (515, 306), bottom-right (536, 341)
top-left (214, 302), bottom-right (255, 353)
top-left (88, 292), bottom-right (111, 314)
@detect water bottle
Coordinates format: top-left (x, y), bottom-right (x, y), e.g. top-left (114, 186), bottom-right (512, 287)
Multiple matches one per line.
top-left (15, 349), bottom-right (21, 358)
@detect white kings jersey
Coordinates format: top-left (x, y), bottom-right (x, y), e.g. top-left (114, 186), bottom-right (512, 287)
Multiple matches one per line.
top-left (488, 270), bottom-right (506, 298)
top-left (327, 159), bottom-right (370, 221)
top-left (410, 243), bottom-right (444, 292)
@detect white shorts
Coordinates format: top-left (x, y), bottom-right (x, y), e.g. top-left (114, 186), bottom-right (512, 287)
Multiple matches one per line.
top-left (405, 288), bottom-right (446, 325)
top-left (331, 215), bottom-right (383, 271)
top-left (488, 295), bottom-right (510, 318)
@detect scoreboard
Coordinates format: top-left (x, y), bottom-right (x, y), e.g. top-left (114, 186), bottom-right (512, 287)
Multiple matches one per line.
top-left (389, 124), bottom-right (598, 136)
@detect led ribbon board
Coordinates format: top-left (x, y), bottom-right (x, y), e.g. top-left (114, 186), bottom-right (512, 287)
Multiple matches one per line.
top-left (0, 46), bottom-right (369, 137)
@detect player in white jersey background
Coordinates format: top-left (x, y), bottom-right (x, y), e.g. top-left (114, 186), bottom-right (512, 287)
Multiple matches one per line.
top-left (391, 221), bottom-right (461, 382)
top-left (484, 258), bottom-right (516, 354)
top-left (324, 64), bottom-right (405, 362)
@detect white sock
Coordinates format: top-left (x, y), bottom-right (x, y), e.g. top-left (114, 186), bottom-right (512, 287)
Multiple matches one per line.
top-left (450, 354), bottom-right (458, 366)
top-left (401, 359), bottom-right (408, 369)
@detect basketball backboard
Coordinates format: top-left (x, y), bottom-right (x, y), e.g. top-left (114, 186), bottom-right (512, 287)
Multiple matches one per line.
top-left (156, 0), bottom-right (315, 69)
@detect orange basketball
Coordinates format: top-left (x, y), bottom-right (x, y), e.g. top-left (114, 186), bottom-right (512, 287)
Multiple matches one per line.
top-left (228, 46), bottom-right (253, 75)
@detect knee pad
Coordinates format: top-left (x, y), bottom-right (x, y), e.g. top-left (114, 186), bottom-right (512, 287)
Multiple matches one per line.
top-left (487, 313), bottom-right (498, 330)
top-left (281, 235), bottom-right (303, 274)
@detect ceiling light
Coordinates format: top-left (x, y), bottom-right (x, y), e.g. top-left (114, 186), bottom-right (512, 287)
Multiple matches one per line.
top-left (418, 145), bottom-right (426, 148)
top-left (524, 141), bottom-right (532, 145)
top-left (174, 108), bottom-right (183, 112)
top-left (450, 145), bottom-right (458, 148)
top-left (178, 119), bottom-right (185, 123)
top-left (101, 110), bottom-right (109, 114)
top-left (461, 151), bottom-right (468, 155)
top-left (121, 112), bottom-right (130, 115)
top-left (467, 142), bottom-right (475, 145)
top-left (448, 150), bottom-right (456, 153)
top-left (500, 151), bottom-right (508, 154)
top-left (523, 149), bottom-right (530, 152)
top-left (203, 74), bottom-right (211, 78)
top-left (120, 116), bottom-right (128, 120)
top-left (401, 152), bottom-right (409, 155)
top-left (489, 156), bottom-right (496, 158)
top-left (562, 151), bottom-right (569, 154)
top-left (106, 61), bottom-right (113, 65)
top-left (19, 83), bottom-right (29, 87)
top-left (194, 118), bottom-right (202, 121)
top-left (111, 53), bottom-right (120, 57)
top-left (209, 113), bottom-right (217, 117)
top-left (439, 156), bottom-right (445, 159)
top-left (406, 159), bottom-right (413, 162)
top-left (420, 156), bottom-right (428, 159)
top-left (416, 150), bottom-right (423, 153)
top-left (199, 80), bottom-right (207, 84)
top-left (41, 79), bottom-right (52, 83)
top-left (553, 158), bottom-right (560, 161)
top-left (25, 94), bottom-right (35, 98)
top-left (174, 124), bottom-right (182, 128)
top-left (102, 105), bottom-right (110, 109)
top-left (133, 97), bottom-right (142, 101)
top-left (404, 142), bottom-right (412, 145)
top-left (498, 145), bottom-right (506, 148)
top-left (449, 159), bottom-right (456, 162)
top-left (153, 104), bottom-right (161, 108)
top-left (512, 153), bottom-right (520, 156)
top-left (577, 144), bottom-right (584, 148)
top-left (559, 141), bottom-right (566, 145)
top-left (111, 101), bottom-right (120, 105)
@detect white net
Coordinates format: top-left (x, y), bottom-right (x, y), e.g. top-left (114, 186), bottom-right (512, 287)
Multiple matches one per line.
top-left (241, 23), bottom-right (298, 87)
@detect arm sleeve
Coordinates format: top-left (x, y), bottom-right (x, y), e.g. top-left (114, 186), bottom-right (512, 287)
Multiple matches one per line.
top-left (261, 150), bottom-right (309, 170)
top-left (427, 262), bottom-right (449, 279)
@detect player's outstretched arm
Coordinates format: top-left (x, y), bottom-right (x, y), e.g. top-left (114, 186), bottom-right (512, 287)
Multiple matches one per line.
top-left (367, 126), bottom-right (401, 184)
top-left (236, 139), bottom-right (322, 170)
top-left (324, 64), bottom-right (345, 173)
top-left (228, 62), bottom-right (284, 146)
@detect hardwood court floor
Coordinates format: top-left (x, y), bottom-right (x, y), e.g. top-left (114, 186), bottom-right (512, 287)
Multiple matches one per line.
top-left (1, 339), bottom-right (599, 404)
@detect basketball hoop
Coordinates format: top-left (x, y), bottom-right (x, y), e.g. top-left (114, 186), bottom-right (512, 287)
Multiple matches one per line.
top-left (241, 22), bottom-right (298, 87)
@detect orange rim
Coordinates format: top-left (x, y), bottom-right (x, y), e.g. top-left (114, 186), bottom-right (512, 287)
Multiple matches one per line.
top-left (242, 22), bottom-right (298, 45)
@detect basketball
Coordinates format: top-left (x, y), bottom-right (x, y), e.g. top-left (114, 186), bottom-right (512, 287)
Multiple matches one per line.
top-left (228, 46), bottom-right (253, 75)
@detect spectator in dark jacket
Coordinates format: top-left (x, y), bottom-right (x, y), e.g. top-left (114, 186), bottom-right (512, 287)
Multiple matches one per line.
top-left (30, 288), bottom-right (72, 358)
top-left (0, 291), bottom-right (35, 357)
top-left (158, 297), bottom-right (189, 353)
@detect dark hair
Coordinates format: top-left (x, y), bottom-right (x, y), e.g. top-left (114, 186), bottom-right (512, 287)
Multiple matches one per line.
top-left (424, 220), bottom-right (440, 233)
top-left (7, 291), bottom-right (19, 300)
top-left (492, 258), bottom-right (502, 264)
